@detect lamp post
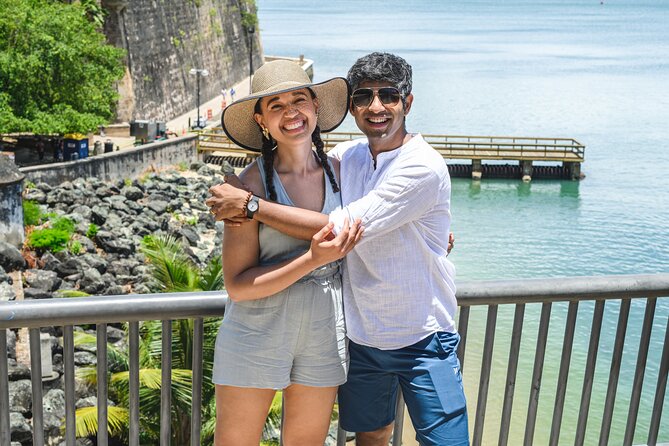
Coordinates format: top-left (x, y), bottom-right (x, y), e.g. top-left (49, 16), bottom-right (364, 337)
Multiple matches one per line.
top-left (247, 26), bottom-right (255, 94)
top-left (189, 68), bottom-right (209, 129)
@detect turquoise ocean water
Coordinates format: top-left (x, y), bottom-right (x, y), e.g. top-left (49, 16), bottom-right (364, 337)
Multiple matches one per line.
top-left (256, 1), bottom-right (669, 444)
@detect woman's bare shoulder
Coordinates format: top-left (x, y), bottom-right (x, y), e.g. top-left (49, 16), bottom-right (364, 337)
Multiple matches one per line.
top-left (239, 160), bottom-right (266, 199)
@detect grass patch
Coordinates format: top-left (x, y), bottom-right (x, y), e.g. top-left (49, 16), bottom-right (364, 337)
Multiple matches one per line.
top-left (27, 228), bottom-right (71, 253)
top-left (23, 200), bottom-right (42, 226)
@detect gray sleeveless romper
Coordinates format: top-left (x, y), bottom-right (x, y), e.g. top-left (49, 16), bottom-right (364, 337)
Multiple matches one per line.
top-left (212, 156), bottom-right (348, 389)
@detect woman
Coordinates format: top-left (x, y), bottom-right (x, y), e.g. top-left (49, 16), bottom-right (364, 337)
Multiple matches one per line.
top-left (210, 60), bottom-right (360, 445)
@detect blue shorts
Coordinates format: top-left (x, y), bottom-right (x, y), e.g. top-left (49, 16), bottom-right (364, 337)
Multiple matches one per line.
top-left (338, 332), bottom-right (469, 446)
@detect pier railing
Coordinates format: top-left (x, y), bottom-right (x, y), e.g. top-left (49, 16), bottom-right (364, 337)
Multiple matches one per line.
top-left (1, 274), bottom-right (667, 446)
top-left (197, 130), bottom-right (585, 163)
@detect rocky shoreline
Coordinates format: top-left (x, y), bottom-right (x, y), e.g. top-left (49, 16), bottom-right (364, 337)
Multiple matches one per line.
top-left (1, 162), bottom-right (226, 445)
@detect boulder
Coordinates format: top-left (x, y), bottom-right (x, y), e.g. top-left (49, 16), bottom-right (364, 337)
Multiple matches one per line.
top-left (23, 287), bottom-right (53, 299)
top-left (8, 359), bottom-right (30, 380)
top-left (79, 267), bottom-right (104, 295)
top-left (123, 186), bottom-right (144, 201)
top-left (9, 412), bottom-right (32, 444)
top-left (24, 269), bottom-right (62, 292)
top-left (146, 199), bottom-right (169, 215)
top-left (43, 389), bottom-right (67, 420)
top-left (0, 265), bottom-right (12, 284)
top-left (0, 241), bottom-right (26, 271)
top-left (0, 281), bottom-right (16, 301)
top-left (95, 231), bottom-right (135, 256)
top-left (9, 380), bottom-right (32, 413)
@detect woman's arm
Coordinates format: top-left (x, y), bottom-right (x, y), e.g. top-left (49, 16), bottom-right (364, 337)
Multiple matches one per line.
top-left (222, 159), bottom-right (362, 301)
top-left (223, 218), bottom-right (362, 302)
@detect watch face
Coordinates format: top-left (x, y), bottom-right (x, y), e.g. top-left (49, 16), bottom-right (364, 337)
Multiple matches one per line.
top-left (248, 199), bottom-right (258, 212)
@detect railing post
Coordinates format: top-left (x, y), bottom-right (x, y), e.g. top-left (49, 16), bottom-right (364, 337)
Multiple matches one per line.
top-left (97, 323), bottom-right (108, 446)
top-left (63, 326), bottom-right (76, 446)
top-left (129, 322), bottom-right (140, 446)
top-left (0, 330), bottom-right (10, 446)
top-left (29, 327), bottom-right (45, 446)
top-left (191, 318), bottom-right (204, 446)
top-left (161, 320), bottom-right (172, 445)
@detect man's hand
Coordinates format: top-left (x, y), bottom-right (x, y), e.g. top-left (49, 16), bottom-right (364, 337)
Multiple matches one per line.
top-left (447, 232), bottom-right (455, 255)
top-left (308, 218), bottom-right (363, 266)
top-left (206, 174), bottom-right (251, 223)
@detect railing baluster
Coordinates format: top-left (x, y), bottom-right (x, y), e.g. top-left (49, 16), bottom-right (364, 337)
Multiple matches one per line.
top-left (29, 327), bottom-right (45, 446)
top-left (648, 313), bottom-right (669, 445)
top-left (549, 301), bottom-right (579, 446)
top-left (524, 302), bottom-right (552, 446)
top-left (161, 320), bottom-right (172, 445)
top-left (391, 389), bottom-right (405, 446)
top-left (472, 304), bottom-right (498, 446)
top-left (499, 303), bottom-right (525, 446)
top-left (97, 323), bottom-right (108, 446)
top-left (191, 318), bottom-right (204, 446)
top-left (129, 321), bottom-right (140, 446)
top-left (599, 298), bottom-right (631, 446)
top-left (574, 300), bottom-right (605, 445)
top-left (63, 325), bottom-right (76, 446)
top-left (0, 330), bottom-right (10, 446)
top-left (336, 426), bottom-right (347, 446)
top-left (623, 297), bottom-right (657, 446)
top-left (457, 306), bottom-right (470, 372)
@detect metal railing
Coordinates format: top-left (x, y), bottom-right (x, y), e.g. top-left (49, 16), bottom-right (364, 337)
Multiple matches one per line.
top-left (1, 274), bottom-right (667, 445)
top-left (197, 130), bottom-right (585, 164)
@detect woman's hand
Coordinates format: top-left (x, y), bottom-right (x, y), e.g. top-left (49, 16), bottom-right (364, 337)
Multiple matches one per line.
top-left (308, 218), bottom-right (363, 267)
top-left (206, 174), bottom-right (251, 223)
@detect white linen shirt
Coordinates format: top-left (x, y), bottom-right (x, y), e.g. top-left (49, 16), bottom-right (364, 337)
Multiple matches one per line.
top-left (329, 134), bottom-right (457, 350)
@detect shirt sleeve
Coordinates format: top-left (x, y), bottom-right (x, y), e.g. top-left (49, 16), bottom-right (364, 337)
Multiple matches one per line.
top-left (329, 162), bottom-right (443, 240)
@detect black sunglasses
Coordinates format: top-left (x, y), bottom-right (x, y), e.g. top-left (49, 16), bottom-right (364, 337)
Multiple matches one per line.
top-left (351, 87), bottom-right (402, 108)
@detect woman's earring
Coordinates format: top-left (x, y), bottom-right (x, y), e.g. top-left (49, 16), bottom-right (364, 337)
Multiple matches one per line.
top-left (261, 126), bottom-right (270, 140)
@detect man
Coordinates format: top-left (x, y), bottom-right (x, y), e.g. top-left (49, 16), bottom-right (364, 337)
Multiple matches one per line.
top-left (207, 52), bottom-right (468, 446)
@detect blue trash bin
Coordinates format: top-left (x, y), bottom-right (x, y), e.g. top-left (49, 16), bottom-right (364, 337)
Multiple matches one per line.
top-left (63, 138), bottom-right (88, 161)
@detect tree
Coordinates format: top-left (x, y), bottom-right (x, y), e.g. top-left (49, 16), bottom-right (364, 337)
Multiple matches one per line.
top-left (0, 0), bottom-right (125, 135)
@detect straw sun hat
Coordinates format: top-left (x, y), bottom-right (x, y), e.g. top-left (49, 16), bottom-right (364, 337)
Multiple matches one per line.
top-left (221, 59), bottom-right (350, 152)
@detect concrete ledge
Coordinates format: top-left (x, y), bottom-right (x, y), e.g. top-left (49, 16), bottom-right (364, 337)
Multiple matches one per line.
top-left (19, 135), bottom-right (198, 185)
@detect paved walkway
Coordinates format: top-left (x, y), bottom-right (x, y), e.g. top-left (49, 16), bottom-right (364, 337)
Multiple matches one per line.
top-left (166, 75), bottom-right (253, 135)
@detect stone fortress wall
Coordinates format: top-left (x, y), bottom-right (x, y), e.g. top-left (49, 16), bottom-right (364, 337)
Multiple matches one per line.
top-left (102, 0), bottom-right (262, 123)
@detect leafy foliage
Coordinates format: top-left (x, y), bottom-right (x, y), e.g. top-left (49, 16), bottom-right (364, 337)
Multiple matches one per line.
top-left (27, 228), bottom-right (70, 253)
top-left (0, 0), bottom-right (125, 134)
top-left (23, 200), bottom-right (42, 226)
top-left (86, 223), bottom-right (99, 239)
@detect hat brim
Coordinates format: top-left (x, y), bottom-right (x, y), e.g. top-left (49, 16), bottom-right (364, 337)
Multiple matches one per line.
top-left (221, 77), bottom-right (350, 152)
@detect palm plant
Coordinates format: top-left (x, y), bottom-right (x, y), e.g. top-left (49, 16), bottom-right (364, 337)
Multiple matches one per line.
top-left (72, 234), bottom-right (224, 444)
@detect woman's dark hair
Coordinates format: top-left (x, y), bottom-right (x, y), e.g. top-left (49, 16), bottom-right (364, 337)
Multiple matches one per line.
top-left (254, 90), bottom-right (339, 201)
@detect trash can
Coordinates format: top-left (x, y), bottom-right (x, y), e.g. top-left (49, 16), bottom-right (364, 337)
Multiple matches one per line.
top-left (130, 120), bottom-right (157, 142)
top-left (93, 141), bottom-right (103, 156)
top-left (104, 139), bottom-right (114, 153)
top-left (63, 137), bottom-right (88, 161)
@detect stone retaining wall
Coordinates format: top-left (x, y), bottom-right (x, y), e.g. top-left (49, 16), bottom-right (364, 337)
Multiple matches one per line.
top-left (19, 136), bottom-right (199, 186)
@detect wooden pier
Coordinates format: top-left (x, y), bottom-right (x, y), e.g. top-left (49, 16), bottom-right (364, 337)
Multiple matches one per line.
top-left (198, 130), bottom-right (585, 181)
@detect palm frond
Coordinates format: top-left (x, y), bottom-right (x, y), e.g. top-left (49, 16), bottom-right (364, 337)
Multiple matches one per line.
top-left (140, 234), bottom-right (200, 292)
top-left (198, 256), bottom-right (224, 291)
top-left (72, 405), bottom-right (129, 438)
top-left (73, 331), bottom-right (129, 371)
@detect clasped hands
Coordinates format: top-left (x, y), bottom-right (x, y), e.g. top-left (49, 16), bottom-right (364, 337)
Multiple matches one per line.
top-left (206, 174), bottom-right (250, 225)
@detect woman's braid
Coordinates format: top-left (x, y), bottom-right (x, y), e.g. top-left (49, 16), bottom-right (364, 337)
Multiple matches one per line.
top-left (260, 133), bottom-right (277, 201)
top-left (312, 125), bottom-right (340, 193)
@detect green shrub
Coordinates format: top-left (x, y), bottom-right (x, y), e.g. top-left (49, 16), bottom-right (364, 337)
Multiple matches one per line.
top-left (70, 240), bottom-right (82, 255)
top-left (23, 200), bottom-right (42, 226)
top-left (27, 228), bottom-right (71, 253)
top-left (52, 217), bottom-right (75, 233)
top-left (86, 223), bottom-right (99, 239)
